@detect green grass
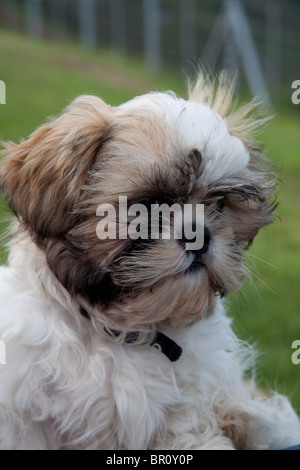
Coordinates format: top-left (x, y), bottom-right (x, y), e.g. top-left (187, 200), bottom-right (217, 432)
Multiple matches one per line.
top-left (228, 111), bottom-right (300, 409)
top-left (1, 29), bottom-right (300, 410)
top-left (0, 29), bottom-right (183, 139)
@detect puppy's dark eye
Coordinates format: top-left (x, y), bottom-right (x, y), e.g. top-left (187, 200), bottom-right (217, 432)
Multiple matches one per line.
top-left (140, 197), bottom-right (160, 210)
top-left (215, 196), bottom-right (226, 213)
top-left (140, 197), bottom-right (172, 210)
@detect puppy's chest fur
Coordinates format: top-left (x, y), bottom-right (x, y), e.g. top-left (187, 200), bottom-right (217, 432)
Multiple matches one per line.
top-left (0, 238), bottom-right (249, 450)
top-left (43, 305), bottom-right (246, 449)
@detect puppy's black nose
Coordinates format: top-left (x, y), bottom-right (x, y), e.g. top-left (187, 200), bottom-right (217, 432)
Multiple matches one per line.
top-left (198, 226), bottom-right (211, 254)
top-left (181, 226), bottom-right (211, 254)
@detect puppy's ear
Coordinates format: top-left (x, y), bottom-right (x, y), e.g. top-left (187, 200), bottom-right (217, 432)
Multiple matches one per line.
top-left (0, 95), bottom-right (113, 239)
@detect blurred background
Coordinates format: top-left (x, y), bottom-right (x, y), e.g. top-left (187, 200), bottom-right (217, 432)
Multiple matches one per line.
top-left (0, 0), bottom-right (300, 410)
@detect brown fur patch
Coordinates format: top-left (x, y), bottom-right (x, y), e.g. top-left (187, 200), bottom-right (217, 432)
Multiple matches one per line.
top-left (0, 96), bottom-right (113, 239)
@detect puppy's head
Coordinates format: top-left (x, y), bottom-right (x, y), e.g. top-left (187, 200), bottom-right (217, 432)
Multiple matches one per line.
top-left (0, 73), bottom-right (277, 330)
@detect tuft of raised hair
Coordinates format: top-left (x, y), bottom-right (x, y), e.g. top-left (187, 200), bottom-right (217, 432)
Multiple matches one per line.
top-left (187, 71), bottom-right (272, 148)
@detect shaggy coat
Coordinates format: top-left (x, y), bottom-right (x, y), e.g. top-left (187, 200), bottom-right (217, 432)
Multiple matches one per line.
top-left (0, 74), bottom-right (299, 449)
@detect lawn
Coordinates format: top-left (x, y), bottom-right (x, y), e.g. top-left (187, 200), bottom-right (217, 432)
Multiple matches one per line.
top-left (0, 29), bottom-right (300, 410)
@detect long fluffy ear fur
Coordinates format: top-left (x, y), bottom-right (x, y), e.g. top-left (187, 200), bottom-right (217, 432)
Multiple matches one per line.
top-left (0, 95), bottom-right (113, 240)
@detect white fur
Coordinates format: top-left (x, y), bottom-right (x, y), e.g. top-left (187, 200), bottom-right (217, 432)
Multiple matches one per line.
top-left (0, 234), bottom-right (300, 450)
top-left (120, 93), bottom-right (250, 181)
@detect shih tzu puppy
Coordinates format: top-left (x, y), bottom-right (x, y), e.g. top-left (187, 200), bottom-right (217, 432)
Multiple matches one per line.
top-left (0, 72), bottom-right (299, 450)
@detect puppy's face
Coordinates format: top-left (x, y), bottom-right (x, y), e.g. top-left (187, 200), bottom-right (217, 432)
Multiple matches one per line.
top-left (0, 75), bottom-right (276, 329)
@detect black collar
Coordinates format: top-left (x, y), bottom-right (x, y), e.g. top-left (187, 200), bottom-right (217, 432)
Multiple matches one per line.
top-left (80, 306), bottom-right (182, 362)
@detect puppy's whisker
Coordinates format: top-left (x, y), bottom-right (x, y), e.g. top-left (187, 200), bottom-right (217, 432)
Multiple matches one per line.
top-left (246, 261), bottom-right (275, 294)
top-left (246, 252), bottom-right (278, 270)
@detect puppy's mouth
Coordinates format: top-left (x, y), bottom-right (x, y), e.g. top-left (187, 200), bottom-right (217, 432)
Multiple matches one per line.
top-left (185, 256), bottom-right (228, 298)
top-left (112, 231), bottom-right (211, 286)
top-left (182, 226), bottom-right (211, 273)
top-left (85, 224), bottom-right (239, 309)
top-left (185, 257), bottom-right (205, 273)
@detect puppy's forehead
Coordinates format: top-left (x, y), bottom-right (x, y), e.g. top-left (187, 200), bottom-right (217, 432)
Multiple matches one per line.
top-left (118, 92), bottom-right (250, 181)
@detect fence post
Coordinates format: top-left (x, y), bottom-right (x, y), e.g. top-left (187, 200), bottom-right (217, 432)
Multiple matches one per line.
top-left (78, 0), bottom-right (96, 48)
top-left (180, 0), bottom-right (196, 69)
top-left (227, 0), bottom-right (270, 105)
top-left (109, 0), bottom-right (126, 53)
top-left (201, 4), bottom-right (229, 69)
top-left (265, 0), bottom-right (281, 92)
top-left (223, 30), bottom-right (239, 84)
top-left (26, 0), bottom-right (43, 38)
top-left (143, 0), bottom-right (161, 71)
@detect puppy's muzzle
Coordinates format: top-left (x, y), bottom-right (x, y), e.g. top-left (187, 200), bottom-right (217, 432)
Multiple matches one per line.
top-left (182, 226), bottom-right (211, 255)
